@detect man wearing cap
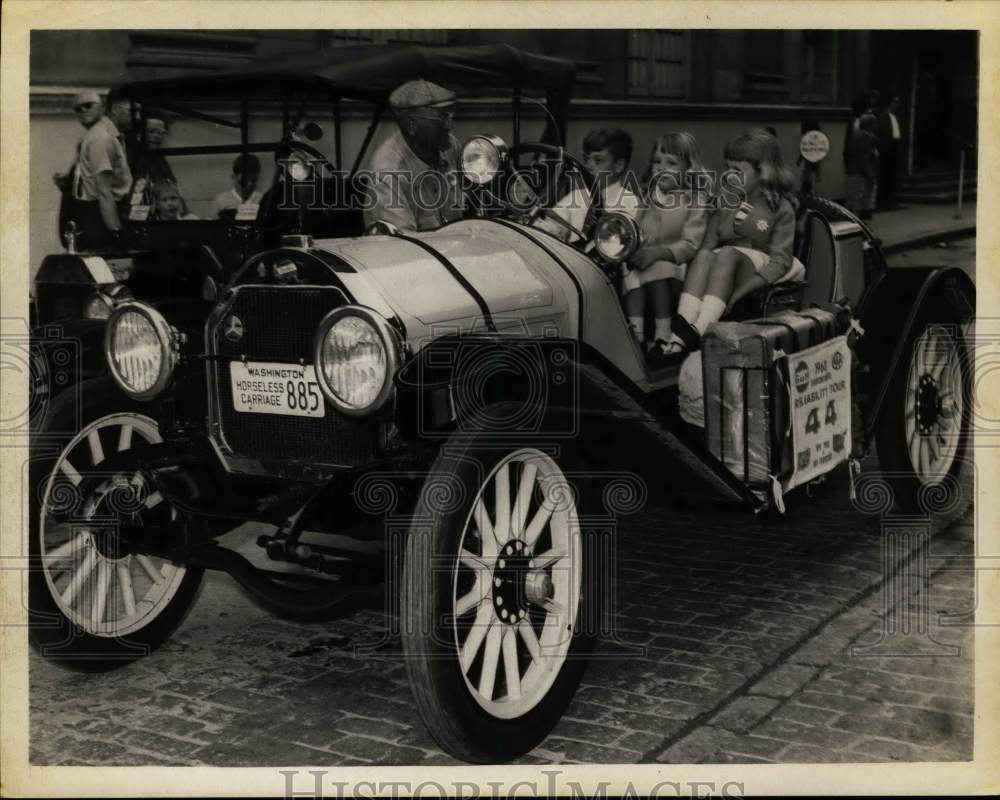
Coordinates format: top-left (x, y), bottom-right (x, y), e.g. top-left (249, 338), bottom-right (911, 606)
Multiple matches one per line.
top-left (53, 91), bottom-right (105, 242)
top-left (362, 79), bottom-right (464, 232)
top-left (67, 93), bottom-right (134, 248)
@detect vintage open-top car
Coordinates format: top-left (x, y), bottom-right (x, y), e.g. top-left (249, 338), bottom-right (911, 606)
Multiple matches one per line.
top-left (30, 43), bottom-right (975, 763)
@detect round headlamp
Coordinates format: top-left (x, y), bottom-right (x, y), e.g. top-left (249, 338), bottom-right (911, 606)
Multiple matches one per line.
top-left (593, 212), bottom-right (642, 264)
top-left (313, 306), bottom-right (399, 416)
top-left (104, 301), bottom-right (179, 400)
top-left (461, 135), bottom-right (509, 185)
top-left (288, 150), bottom-right (312, 182)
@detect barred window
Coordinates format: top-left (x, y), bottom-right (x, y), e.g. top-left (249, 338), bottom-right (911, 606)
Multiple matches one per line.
top-left (744, 31), bottom-right (788, 100)
top-left (627, 30), bottom-right (687, 98)
top-left (801, 31), bottom-right (837, 103)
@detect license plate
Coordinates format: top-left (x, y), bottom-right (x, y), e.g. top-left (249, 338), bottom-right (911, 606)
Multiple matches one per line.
top-left (229, 361), bottom-right (325, 418)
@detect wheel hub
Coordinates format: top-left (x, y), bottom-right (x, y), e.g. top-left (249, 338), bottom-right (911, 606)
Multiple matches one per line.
top-left (89, 524), bottom-right (127, 560)
top-left (916, 373), bottom-right (941, 435)
top-left (491, 539), bottom-right (550, 625)
top-left (83, 475), bottom-right (146, 561)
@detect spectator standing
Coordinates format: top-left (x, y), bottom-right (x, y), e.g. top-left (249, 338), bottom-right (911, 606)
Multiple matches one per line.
top-left (52, 91), bottom-right (103, 244)
top-left (845, 113), bottom-right (880, 220)
top-left (876, 95), bottom-right (904, 210)
top-left (72, 95), bottom-right (134, 248)
top-left (132, 109), bottom-right (177, 206)
top-left (842, 89), bottom-right (875, 174)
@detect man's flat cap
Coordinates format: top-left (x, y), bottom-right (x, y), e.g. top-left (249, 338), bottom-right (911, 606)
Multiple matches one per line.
top-left (389, 79), bottom-right (456, 111)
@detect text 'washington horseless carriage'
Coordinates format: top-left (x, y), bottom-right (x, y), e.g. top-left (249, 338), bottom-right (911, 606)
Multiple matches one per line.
top-left (30, 44), bottom-right (974, 763)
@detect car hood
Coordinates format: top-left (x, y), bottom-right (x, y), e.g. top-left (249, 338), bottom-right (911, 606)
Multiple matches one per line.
top-left (313, 220), bottom-right (573, 340)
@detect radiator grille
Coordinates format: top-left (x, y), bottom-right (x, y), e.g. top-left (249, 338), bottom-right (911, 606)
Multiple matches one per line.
top-left (212, 286), bottom-right (378, 465)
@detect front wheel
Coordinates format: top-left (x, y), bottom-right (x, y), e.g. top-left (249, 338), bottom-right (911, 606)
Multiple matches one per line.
top-left (876, 315), bottom-right (971, 513)
top-left (402, 441), bottom-right (594, 763)
top-left (29, 387), bottom-right (203, 671)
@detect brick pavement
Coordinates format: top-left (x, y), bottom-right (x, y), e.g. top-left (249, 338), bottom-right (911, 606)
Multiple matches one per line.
top-left (29, 461), bottom-right (976, 766)
top-left (653, 517), bottom-right (974, 764)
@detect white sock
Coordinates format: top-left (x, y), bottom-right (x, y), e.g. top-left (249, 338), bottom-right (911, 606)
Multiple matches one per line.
top-left (628, 316), bottom-right (644, 340)
top-left (694, 294), bottom-right (727, 334)
top-left (677, 293), bottom-right (702, 324)
top-left (653, 317), bottom-right (672, 343)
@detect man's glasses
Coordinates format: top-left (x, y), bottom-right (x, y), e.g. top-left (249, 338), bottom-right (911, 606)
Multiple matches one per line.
top-left (73, 102), bottom-right (98, 112)
top-left (410, 108), bottom-right (455, 122)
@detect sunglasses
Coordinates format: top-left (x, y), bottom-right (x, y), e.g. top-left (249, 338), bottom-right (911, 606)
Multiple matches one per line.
top-left (74, 102), bottom-right (98, 112)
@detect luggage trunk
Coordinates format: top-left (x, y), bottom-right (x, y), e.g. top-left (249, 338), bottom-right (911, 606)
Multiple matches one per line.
top-left (702, 306), bottom-right (852, 495)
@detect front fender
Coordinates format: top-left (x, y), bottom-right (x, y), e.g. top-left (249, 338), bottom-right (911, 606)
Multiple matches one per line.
top-left (393, 333), bottom-right (762, 509)
top-left (857, 265), bottom-right (975, 438)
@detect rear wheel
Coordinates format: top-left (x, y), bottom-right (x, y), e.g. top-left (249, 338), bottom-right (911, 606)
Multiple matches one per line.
top-left (876, 314), bottom-right (971, 513)
top-left (30, 390), bottom-right (203, 671)
top-left (402, 438), bottom-right (594, 762)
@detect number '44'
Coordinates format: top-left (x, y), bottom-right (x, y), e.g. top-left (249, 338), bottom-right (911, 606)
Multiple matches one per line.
top-left (805, 400), bottom-right (838, 434)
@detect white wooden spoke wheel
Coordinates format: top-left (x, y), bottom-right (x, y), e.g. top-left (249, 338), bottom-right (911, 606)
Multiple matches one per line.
top-left (904, 325), bottom-right (965, 484)
top-left (38, 413), bottom-right (187, 638)
top-left (451, 448), bottom-right (581, 719)
top-left (402, 432), bottom-right (594, 763)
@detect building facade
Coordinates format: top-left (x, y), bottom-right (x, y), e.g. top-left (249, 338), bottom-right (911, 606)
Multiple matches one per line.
top-left (28, 29), bottom-right (977, 268)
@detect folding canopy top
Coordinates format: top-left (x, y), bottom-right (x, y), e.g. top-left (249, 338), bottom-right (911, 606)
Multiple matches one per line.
top-left (116, 42), bottom-right (576, 104)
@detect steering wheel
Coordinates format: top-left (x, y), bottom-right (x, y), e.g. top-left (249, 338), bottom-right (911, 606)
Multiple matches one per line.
top-left (505, 143), bottom-right (598, 243)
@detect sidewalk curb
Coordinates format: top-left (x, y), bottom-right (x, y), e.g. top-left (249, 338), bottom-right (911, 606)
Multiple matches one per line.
top-left (879, 223), bottom-right (976, 255)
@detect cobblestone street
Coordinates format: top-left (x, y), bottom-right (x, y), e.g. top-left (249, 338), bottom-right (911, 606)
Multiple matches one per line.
top-left (30, 455), bottom-right (976, 767)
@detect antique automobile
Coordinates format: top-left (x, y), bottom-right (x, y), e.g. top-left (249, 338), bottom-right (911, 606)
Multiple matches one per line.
top-left (29, 44), bottom-right (974, 763)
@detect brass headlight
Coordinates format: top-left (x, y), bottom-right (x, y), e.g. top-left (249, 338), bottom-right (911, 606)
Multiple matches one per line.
top-left (593, 212), bottom-right (641, 264)
top-left (461, 135), bottom-right (509, 185)
top-left (104, 301), bottom-right (180, 400)
top-left (313, 306), bottom-right (400, 416)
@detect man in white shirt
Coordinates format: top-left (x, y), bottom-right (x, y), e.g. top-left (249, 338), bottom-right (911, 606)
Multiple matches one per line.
top-left (69, 93), bottom-right (134, 248)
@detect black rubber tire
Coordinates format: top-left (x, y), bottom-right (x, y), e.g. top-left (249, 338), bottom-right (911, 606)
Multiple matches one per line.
top-left (29, 380), bottom-right (204, 672)
top-left (875, 306), bottom-right (972, 515)
top-left (401, 420), bottom-right (597, 763)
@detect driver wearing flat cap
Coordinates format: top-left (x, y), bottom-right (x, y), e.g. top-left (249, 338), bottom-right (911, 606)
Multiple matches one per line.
top-left (362, 79), bottom-right (464, 232)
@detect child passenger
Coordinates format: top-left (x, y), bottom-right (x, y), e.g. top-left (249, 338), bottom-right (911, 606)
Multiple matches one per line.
top-left (622, 132), bottom-right (710, 362)
top-left (540, 127), bottom-right (640, 241)
top-left (152, 180), bottom-right (198, 221)
top-left (672, 130), bottom-right (805, 351)
top-left (212, 154), bottom-right (263, 219)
